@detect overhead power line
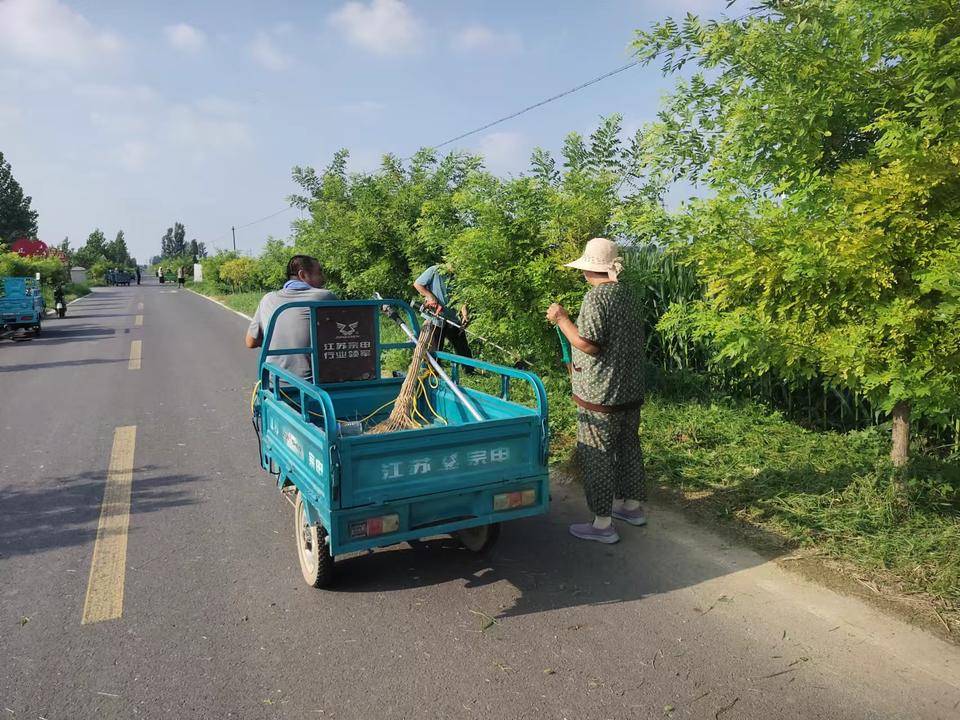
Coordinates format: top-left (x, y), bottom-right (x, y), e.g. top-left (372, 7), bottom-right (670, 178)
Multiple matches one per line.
top-left (234, 205), bottom-right (295, 230)
top-left (221, 56), bottom-right (641, 239)
top-left (427, 58), bottom-right (641, 152)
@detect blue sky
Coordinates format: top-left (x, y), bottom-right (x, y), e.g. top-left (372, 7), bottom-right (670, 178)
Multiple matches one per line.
top-left (0, 0), bottom-right (728, 263)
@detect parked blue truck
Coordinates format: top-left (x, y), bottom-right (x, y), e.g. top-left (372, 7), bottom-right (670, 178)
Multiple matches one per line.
top-left (252, 299), bottom-right (550, 588)
top-left (0, 277), bottom-right (45, 339)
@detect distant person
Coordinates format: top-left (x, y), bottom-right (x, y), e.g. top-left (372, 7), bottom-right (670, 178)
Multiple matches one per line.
top-left (245, 255), bottom-right (337, 382)
top-left (177, 266), bottom-right (185, 288)
top-left (136, 267), bottom-right (141, 285)
top-left (547, 237), bottom-right (646, 545)
top-left (158, 266), bottom-right (165, 284)
top-left (413, 263), bottom-right (472, 359)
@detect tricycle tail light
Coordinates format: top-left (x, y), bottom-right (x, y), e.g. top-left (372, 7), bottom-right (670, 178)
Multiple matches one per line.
top-left (349, 513), bottom-right (400, 539)
top-left (493, 489), bottom-right (536, 511)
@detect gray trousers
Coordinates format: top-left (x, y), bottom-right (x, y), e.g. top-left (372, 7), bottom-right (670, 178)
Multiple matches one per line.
top-left (576, 407), bottom-right (646, 517)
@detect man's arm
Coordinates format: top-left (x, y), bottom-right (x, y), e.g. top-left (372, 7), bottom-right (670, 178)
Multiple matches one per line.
top-left (245, 301), bottom-right (263, 348)
top-left (413, 282), bottom-right (439, 307)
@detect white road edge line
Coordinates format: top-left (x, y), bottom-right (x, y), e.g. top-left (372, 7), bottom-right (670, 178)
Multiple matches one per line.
top-left (185, 288), bottom-right (253, 321)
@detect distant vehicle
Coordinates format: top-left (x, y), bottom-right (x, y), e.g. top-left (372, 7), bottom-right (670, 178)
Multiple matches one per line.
top-left (0, 276), bottom-right (45, 339)
top-left (54, 286), bottom-right (67, 318)
top-left (106, 269), bottom-right (133, 286)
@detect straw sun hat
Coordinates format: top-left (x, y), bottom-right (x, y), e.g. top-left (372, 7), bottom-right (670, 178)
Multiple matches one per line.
top-left (564, 237), bottom-right (624, 281)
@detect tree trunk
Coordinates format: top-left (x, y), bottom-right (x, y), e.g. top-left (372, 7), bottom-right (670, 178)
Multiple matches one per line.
top-left (890, 400), bottom-right (911, 467)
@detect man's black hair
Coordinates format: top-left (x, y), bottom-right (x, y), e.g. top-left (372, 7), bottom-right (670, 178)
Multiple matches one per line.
top-left (286, 255), bottom-right (323, 281)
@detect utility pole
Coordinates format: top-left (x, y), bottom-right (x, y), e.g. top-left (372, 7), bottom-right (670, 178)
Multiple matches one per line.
top-left (231, 226), bottom-right (236, 252)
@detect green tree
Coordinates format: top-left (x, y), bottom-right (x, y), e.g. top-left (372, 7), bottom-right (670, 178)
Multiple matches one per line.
top-left (257, 237), bottom-right (292, 289)
top-left (172, 222), bottom-right (187, 256)
top-left (74, 228), bottom-right (108, 268)
top-left (219, 256), bottom-right (258, 291)
top-left (56, 237), bottom-right (72, 263)
top-left (637, 0), bottom-right (960, 465)
top-left (161, 227), bottom-right (173, 257)
top-left (0, 151), bottom-right (39, 243)
top-left (290, 148), bottom-right (481, 298)
top-left (106, 230), bottom-right (131, 266)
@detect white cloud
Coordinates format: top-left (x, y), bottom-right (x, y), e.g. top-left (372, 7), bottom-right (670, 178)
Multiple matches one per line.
top-left (165, 105), bottom-right (252, 154)
top-left (164, 23), bottom-right (207, 53)
top-left (328, 0), bottom-right (423, 56)
top-left (0, 0), bottom-right (123, 67)
top-left (89, 110), bottom-right (150, 136)
top-left (477, 131), bottom-right (528, 175)
top-left (453, 25), bottom-right (522, 54)
top-left (114, 140), bottom-right (152, 172)
top-left (195, 96), bottom-right (246, 117)
top-left (0, 106), bottom-right (25, 130)
top-left (250, 32), bottom-right (292, 71)
top-left (340, 100), bottom-right (385, 114)
top-left (74, 83), bottom-right (160, 106)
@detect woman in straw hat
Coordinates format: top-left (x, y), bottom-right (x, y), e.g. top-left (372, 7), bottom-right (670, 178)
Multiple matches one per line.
top-left (547, 237), bottom-right (647, 544)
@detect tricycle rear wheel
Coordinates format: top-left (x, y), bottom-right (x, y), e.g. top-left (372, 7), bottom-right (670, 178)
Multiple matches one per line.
top-left (455, 523), bottom-right (501, 553)
top-left (295, 492), bottom-right (334, 588)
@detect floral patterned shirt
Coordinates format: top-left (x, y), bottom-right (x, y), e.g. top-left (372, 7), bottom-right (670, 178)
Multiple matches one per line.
top-left (571, 282), bottom-right (645, 407)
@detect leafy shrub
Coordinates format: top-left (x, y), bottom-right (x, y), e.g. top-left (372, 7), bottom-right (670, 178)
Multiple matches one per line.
top-left (219, 257), bottom-right (259, 292)
top-left (0, 251), bottom-right (69, 286)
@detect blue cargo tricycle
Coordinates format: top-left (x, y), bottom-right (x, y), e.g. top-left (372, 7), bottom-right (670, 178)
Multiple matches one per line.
top-left (253, 299), bottom-right (550, 588)
top-left (0, 276), bottom-right (45, 339)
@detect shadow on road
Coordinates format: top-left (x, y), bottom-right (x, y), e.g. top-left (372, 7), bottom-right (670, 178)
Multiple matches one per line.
top-left (326, 482), bottom-right (774, 619)
top-left (0, 466), bottom-right (203, 559)
top-left (24, 325), bottom-right (117, 346)
top-left (0, 358), bottom-right (126, 373)
top-left (67, 314), bottom-right (136, 319)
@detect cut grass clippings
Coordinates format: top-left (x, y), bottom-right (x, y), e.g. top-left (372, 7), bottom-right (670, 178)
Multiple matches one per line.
top-left (640, 397), bottom-right (960, 607)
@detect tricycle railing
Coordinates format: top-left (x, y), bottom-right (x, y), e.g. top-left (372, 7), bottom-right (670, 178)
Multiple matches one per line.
top-left (434, 350), bottom-right (550, 463)
top-left (436, 351), bottom-right (549, 416)
top-left (260, 362), bottom-right (339, 440)
top-left (256, 298), bottom-right (549, 461)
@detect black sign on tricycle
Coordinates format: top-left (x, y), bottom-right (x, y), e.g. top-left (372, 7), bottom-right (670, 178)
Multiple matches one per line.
top-left (315, 306), bottom-right (378, 383)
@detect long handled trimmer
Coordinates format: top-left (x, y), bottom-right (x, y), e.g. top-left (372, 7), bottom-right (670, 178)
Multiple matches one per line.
top-left (415, 302), bottom-right (530, 369)
top-left (375, 295), bottom-right (484, 422)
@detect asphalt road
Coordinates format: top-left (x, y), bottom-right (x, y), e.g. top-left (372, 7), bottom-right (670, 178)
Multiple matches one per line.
top-left (1, 281), bottom-right (958, 720)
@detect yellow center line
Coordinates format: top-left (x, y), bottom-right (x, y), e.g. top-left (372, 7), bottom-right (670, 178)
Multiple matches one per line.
top-left (81, 426), bottom-right (137, 625)
top-left (134, 314), bottom-right (143, 326)
top-left (128, 340), bottom-right (142, 370)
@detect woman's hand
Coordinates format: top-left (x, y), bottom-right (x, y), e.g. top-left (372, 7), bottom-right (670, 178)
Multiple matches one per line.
top-left (546, 303), bottom-right (568, 325)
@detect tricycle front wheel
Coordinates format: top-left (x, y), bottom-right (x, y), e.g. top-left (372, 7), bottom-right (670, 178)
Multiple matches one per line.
top-left (455, 523), bottom-right (501, 553)
top-left (295, 492), bottom-right (334, 588)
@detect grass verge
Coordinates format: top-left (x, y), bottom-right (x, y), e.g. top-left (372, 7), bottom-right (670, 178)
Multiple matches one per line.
top-left (641, 397), bottom-right (960, 616)
top-left (188, 280), bottom-right (260, 317)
